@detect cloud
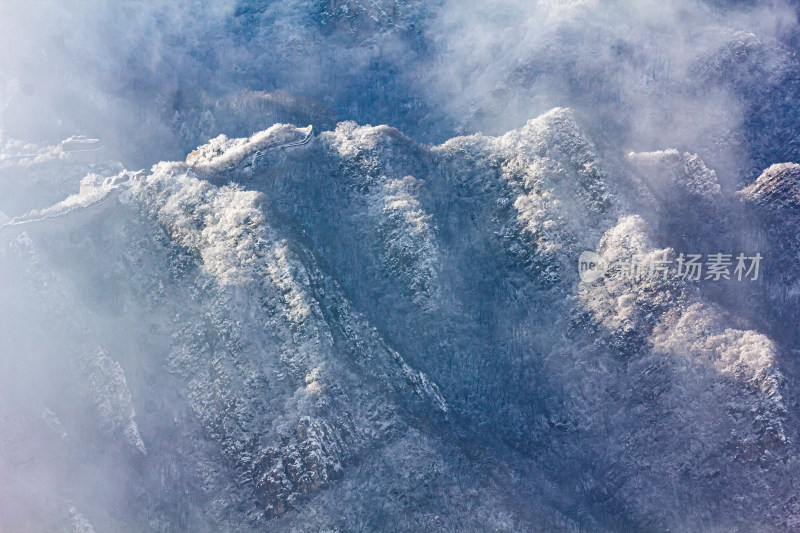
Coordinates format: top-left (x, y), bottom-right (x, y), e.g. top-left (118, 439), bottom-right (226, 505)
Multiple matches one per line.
top-left (417, 0), bottom-right (798, 172)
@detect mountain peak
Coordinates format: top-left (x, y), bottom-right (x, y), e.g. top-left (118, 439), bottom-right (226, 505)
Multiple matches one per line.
top-left (740, 162), bottom-right (800, 208)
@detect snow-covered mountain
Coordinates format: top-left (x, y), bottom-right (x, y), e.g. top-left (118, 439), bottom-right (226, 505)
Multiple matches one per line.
top-left (0, 106), bottom-right (798, 531)
top-left (3, 0), bottom-right (800, 531)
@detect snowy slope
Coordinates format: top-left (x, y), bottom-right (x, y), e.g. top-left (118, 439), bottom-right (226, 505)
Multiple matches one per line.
top-left (1, 109), bottom-right (799, 530)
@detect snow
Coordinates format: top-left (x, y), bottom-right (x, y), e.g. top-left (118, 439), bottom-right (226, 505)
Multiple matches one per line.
top-left (628, 149), bottom-right (721, 200)
top-left (85, 348), bottom-right (147, 456)
top-left (186, 123), bottom-right (313, 174)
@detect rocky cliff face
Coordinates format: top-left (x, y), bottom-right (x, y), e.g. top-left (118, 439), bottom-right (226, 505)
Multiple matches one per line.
top-left (2, 107), bottom-right (800, 531)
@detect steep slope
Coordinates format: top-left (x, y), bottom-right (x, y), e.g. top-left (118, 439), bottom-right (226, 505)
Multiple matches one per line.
top-left (738, 162), bottom-right (800, 339)
top-left (203, 110), bottom-right (799, 530)
top-left (1, 111), bottom-right (799, 531)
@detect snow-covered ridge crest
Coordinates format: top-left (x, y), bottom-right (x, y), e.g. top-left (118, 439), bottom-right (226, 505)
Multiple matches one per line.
top-left (0, 137), bottom-right (98, 165)
top-left (433, 107), bottom-right (618, 285)
top-left (186, 123), bottom-right (313, 174)
top-left (739, 162), bottom-right (800, 208)
top-left (0, 169), bottom-right (144, 235)
top-left (134, 162), bottom-right (277, 287)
